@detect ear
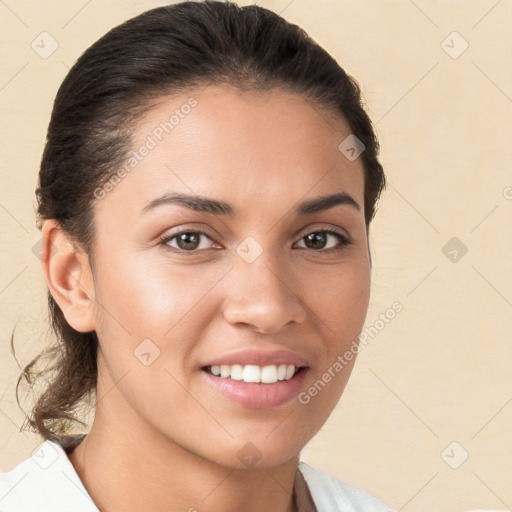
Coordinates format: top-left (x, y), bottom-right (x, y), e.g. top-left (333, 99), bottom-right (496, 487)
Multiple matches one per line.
top-left (40, 219), bottom-right (96, 333)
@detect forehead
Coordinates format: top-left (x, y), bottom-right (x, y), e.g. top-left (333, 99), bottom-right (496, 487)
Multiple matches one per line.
top-left (95, 84), bottom-right (365, 222)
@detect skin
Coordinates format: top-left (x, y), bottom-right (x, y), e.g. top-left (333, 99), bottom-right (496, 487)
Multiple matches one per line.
top-left (41, 84), bottom-right (371, 512)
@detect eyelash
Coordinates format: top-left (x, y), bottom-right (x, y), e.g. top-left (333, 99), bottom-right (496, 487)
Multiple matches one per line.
top-left (157, 228), bottom-right (352, 256)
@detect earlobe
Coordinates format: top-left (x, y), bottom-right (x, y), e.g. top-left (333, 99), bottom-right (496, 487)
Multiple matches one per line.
top-left (40, 219), bottom-right (96, 333)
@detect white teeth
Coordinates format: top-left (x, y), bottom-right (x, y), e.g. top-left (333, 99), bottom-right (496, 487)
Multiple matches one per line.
top-left (260, 365), bottom-right (277, 384)
top-left (243, 365), bottom-right (261, 383)
top-left (206, 364), bottom-right (299, 384)
top-left (230, 364), bottom-right (243, 380)
top-left (285, 364), bottom-right (295, 380)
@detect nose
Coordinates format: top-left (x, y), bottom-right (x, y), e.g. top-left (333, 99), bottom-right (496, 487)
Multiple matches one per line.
top-left (222, 253), bottom-right (307, 334)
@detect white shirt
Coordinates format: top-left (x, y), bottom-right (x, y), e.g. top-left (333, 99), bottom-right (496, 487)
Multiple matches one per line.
top-left (0, 439), bottom-right (393, 511)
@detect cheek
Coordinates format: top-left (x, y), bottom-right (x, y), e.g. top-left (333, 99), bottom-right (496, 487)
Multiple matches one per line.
top-left (303, 260), bottom-right (370, 409)
top-left (92, 253), bottom-right (228, 375)
top-left (94, 252), bottom-right (203, 330)
top-left (293, 263), bottom-right (370, 440)
top-left (91, 257), bottom-right (206, 420)
top-left (311, 260), bottom-right (370, 338)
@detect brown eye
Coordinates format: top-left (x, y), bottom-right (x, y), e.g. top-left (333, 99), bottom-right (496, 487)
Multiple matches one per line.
top-left (174, 232), bottom-right (201, 250)
top-left (159, 230), bottom-right (217, 253)
top-left (296, 229), bottom-right (352, 252)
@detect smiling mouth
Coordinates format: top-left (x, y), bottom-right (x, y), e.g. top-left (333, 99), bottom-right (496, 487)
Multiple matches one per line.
top-left (201, 364), bottom-right (305, 384)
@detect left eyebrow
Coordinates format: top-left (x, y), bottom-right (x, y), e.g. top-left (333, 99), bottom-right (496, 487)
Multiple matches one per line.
top-left (140, 191), bottom-right (360, 216)
top-left (294, 192), bottom-right (360, 215)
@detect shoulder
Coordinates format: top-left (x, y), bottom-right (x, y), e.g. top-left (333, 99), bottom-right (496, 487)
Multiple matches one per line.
top-left (298, 461), bottom-right (394, 512)
top-left (0, 439), bottom-right (98, 512)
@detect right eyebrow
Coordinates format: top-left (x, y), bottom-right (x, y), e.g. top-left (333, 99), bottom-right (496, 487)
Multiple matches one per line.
top-left (141, 192), bottom-right (234, 216)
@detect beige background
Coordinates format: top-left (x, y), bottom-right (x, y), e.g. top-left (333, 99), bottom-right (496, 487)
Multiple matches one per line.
top-left (1, 1), bottom-right (511, 511)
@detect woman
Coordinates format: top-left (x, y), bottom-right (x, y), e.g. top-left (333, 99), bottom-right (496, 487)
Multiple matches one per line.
top-left (1, 1), bottom-right (391, 511)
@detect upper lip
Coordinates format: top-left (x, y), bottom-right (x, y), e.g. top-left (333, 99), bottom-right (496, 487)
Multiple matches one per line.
top-left (201, 348), bottom-right (309, 368)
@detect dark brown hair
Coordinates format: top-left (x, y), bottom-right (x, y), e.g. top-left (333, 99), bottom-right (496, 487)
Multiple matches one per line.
top-left (12, 0), bottom-right (385, 448)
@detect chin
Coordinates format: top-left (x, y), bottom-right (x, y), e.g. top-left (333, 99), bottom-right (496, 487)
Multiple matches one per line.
top-left (213, 436), bottom-right (304, 471)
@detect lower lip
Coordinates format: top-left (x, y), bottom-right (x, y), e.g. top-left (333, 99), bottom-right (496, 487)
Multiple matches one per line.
top-left (201, 367), bottom-right (309, 409)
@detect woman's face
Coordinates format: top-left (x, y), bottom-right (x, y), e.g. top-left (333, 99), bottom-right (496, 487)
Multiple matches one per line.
top-left (86, 84), bottom-right (370, 468)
